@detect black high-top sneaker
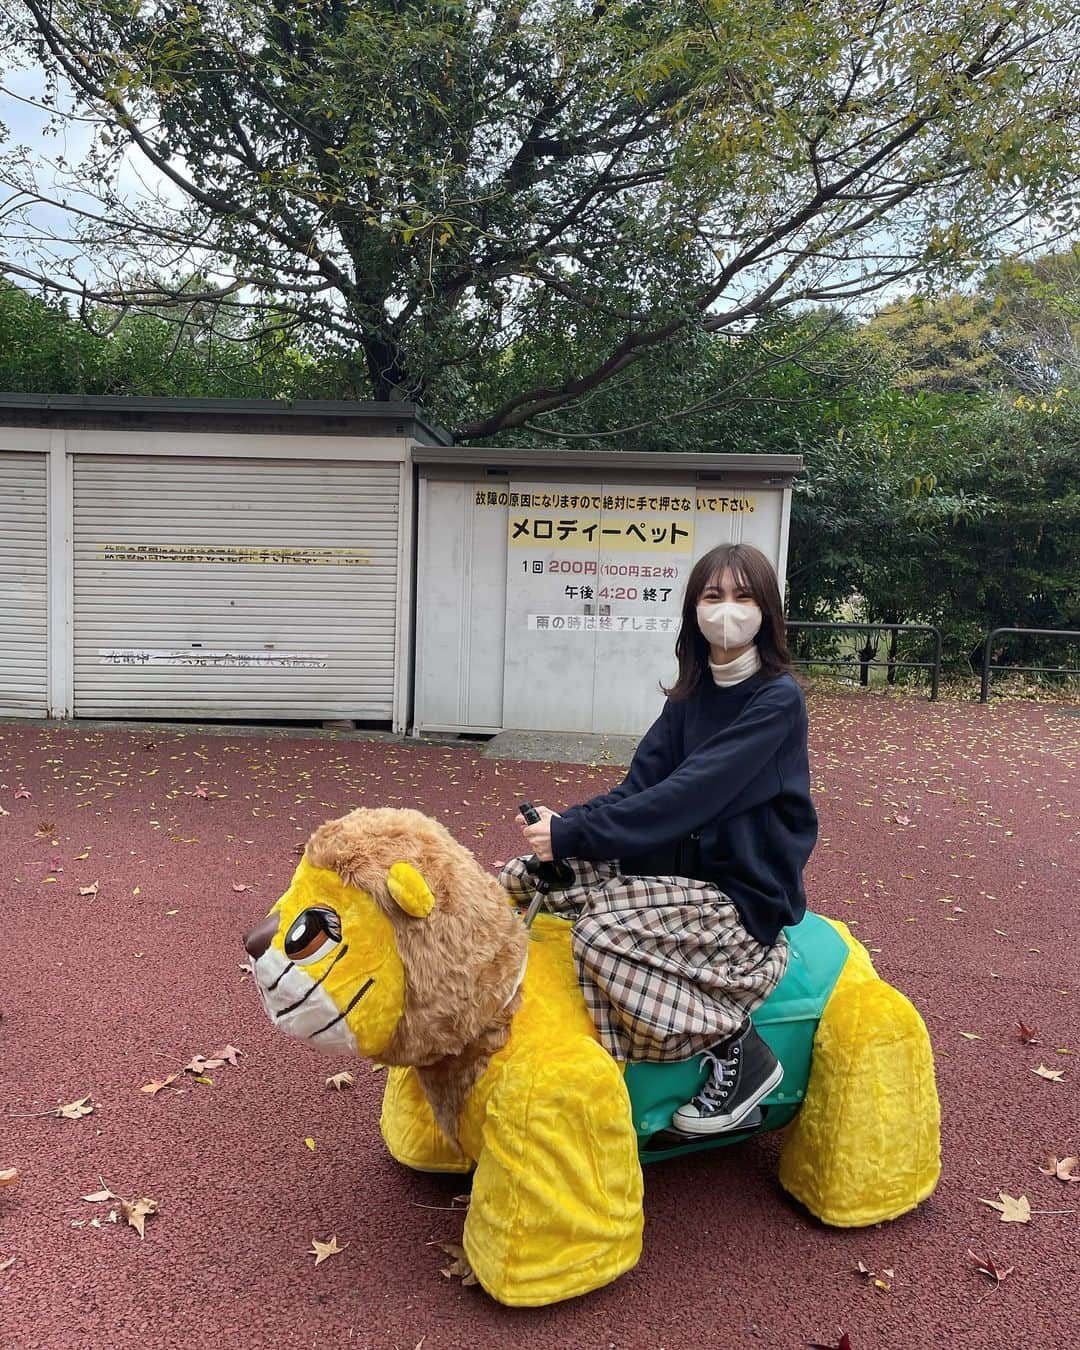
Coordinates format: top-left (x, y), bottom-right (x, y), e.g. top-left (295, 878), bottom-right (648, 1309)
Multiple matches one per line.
top-left (671, 1020), bottom-right (783, 1135)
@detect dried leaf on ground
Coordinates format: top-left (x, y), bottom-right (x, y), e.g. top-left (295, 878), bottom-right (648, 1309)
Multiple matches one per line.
top-left (432, 1240), bottom-right (478, 1286)
top-left (304, 1137), bottom-right (316, 1152)
top-left (210, 1045), bottom-right (243, 1067)
top-left (0, 1168), bottom-right (19, 1187)
top-left (140, 1075), bottom-right (178, 1097)
top-left (78, 882), bottom-right (99, 897)
top-left (81, 1183), bottom-right (115, 1202)
top-left (1018, 1021), bottom-right (1040, 1044)
top-left (58, 1096), bottom-right (94, 1120)
top-left (959, 1032), bottom-right (981, 1040)
top-left (13, 787), bottom-right (30, 799)
top-left (0, 1256), bottom-right (14, 1273)
top-left (183, 1055), bottom-right (209, 1075)
top-left (807, 1335), bottom-right (852, 1350)
top-left (121, 1196), bottom-right (159, 1239)
top-left (1032, 1064), bottom-right (1065, 1082)
top-left (979, 1192), bottom-right (1031, 1223)
top-left (854, 1259), bottom-right (893, 1291)
top-left (1038, 1154), bottom-right (1080, 1183)
top-left (326, 1071), bottom-right (354, 1091)
top-left (308, 1235), bottom-right (346, 1267)
top-left (967, 1250), bottom-right (1013, 1286)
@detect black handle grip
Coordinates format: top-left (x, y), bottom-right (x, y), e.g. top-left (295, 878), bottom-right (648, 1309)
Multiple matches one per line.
top-left (517, 801), bottom-right (575, 891)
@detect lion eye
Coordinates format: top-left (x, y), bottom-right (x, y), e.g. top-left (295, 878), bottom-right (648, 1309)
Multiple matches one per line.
top-left (285, 907), bottom-right (342, 964)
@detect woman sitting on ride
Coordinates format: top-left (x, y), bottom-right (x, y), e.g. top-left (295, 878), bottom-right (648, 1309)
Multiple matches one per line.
top-left (505, 541), bottom-right (815, 1136)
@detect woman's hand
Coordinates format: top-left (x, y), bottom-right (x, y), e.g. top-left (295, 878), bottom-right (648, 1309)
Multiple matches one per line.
top-left (514, 804), bottom-right (559, 862)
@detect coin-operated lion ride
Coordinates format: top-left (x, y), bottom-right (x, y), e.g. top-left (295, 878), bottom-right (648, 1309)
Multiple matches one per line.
top-left (243, 805), bottom-right (940, 1307)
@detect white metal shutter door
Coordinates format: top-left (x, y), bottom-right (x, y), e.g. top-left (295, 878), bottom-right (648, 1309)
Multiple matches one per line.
top-left (0, 452), bottom-right (49, 717)
top-left (72, 456), bottom-right (400, 719)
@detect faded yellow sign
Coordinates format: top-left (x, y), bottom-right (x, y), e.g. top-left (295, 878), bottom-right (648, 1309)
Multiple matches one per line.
top-left (508, 516), bottom-right (694, 553)
top-left (99, 544), bottom-right (370, 565)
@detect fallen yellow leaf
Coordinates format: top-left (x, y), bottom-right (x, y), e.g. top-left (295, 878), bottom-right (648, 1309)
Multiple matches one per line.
top-left (1038, 1154), bottom-right (1080, 1183)
top-left (1032, 1064), bottom-right (1066, 1083)
top-left (140, 1075), bottom-right (178, 1096)
top-left (304, 1137), bottom-right (316, 1152)
top-left (58, 1096), bottom-right (94, 1120)
top-left (121, 1196), bottom-right (159, 1239)
top-left (979, 1192), bottom-right (1031, 1223)
top-left (308, 1235), bottom-right (346, 1266)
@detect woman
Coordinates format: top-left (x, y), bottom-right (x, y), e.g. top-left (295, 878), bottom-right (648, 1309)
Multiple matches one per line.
top-left (503, 542), bottom-right (818, 1135)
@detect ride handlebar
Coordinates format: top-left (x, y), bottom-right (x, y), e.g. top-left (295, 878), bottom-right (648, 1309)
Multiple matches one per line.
top-left (518, 802), bottom-right (575, 890)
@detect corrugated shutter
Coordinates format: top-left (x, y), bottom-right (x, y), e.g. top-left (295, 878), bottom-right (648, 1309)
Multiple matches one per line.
top-left (0, 452), bottom-right (49, 717)
top-left (72, 455), bottom-right (400, 719)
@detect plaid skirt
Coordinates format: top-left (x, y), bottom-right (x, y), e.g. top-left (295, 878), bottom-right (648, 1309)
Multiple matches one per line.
top-left (500, 855), bottom-right (789, 1063)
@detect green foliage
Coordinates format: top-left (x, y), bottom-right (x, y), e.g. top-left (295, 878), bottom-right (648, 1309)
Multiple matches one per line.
top-left (0, 279), bottom-right (348, 397)
top-left (863, 247), bottom-right (1080, 396)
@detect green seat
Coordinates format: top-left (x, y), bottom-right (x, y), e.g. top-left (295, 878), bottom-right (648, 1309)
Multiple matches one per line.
top-left (624, 911), bottom-right (850, 1160)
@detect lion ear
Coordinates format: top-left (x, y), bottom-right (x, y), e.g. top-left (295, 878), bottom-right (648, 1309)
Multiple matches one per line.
top-left (386, 861), bottom-right (436, 918)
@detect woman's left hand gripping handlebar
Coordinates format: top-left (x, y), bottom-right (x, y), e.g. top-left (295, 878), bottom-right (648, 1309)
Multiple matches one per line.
top-left (515, 803), bottom-right (559, 862)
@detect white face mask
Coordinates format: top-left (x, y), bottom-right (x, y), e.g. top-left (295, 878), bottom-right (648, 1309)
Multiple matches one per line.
top-left (696, 600), bottom-right (762, 650)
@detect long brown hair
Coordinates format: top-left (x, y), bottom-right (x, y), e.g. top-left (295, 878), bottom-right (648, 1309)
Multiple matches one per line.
top-left (663, 543), bottom-right (792, 700)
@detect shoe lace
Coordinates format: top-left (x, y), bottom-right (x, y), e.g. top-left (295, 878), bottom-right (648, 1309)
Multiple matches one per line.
top-left (695, 1044), bottom-right (740, 1107)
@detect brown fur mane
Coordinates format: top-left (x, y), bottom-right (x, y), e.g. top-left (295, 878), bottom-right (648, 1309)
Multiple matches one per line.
top-left (305, 807), bottom-right (528, 1140)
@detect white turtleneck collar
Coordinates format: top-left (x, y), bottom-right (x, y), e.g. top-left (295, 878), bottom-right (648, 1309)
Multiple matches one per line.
top-left (708, 645), bottom-right (762, 687)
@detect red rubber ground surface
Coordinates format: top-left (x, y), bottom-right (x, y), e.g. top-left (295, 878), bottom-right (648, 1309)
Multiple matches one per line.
top-left (1, 691), bottom-right (1077, 1350)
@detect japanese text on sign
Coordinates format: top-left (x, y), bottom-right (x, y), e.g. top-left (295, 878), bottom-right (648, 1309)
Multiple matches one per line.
top-left (477, 490), bottom-right (694, 512)
top-left (99, 544), bottom-right (370, 566)
top-left (509, 516), bottom-right (692, 553)
top-left (520, 559), bottom-right (680, 577)
top-left (527, 615), bottom-right (678, 633)
top-left (99, 649), bottom-right (329, 668)
top-left (695, 495), bottom-right (756, 513)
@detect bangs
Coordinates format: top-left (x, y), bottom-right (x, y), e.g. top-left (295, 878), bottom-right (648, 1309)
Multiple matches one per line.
top-left (701, 563), bottom-right (753, 598)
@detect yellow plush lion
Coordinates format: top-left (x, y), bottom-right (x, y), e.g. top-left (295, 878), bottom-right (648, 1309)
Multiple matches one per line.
top-left (244, 807), bottom-right (939, 1307)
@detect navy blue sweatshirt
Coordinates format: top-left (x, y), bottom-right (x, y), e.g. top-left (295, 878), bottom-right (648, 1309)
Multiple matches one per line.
top-left (549, 671), bottom-right (817, 947)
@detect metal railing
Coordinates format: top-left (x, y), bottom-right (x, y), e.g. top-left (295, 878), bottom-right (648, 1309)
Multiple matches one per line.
top-left (979, 627), bottom-right (1080, 702)
top-left (786, 622), bottom-right (942, 701)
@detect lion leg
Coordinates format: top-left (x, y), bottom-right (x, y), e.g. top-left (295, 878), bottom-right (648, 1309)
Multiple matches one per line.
top-left (379, 1066), bottom-right (472, 1174)
top-left (778, 966), bottom-right (941, 1226)
top-left (461, 1044), bottom-right (643, 1306)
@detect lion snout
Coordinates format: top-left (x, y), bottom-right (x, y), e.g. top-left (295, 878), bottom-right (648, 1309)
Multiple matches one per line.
top-left (243, 912), bottom-right (279, 961)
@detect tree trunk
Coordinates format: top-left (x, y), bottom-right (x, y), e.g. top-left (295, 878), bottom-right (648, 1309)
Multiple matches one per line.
top-left (363, 335), bottom-right (416, 402)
